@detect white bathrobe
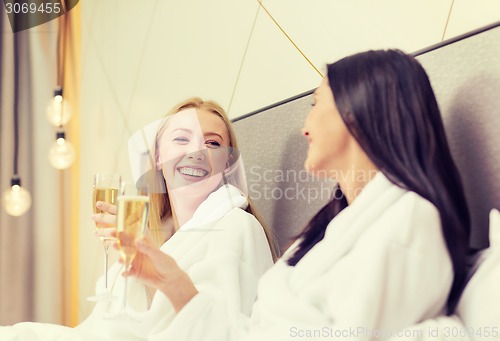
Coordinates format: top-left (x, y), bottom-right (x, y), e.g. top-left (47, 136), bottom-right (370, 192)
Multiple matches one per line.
top-left (385, 209), bottom-right (500, 341)
top-left (151, 172), bottom-right (453, 341)
top-left (0, 184), bottom-right (274, 341)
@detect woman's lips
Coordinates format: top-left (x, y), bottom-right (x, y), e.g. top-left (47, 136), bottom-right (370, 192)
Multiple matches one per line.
top-left (177, 166), bottom-right (210, 181)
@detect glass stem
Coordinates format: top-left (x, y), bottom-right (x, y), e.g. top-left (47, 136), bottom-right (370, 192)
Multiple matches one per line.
top-left (123, 264), bottom-right (129, 309)
top-left (104, 242), bottom-right (110, 289)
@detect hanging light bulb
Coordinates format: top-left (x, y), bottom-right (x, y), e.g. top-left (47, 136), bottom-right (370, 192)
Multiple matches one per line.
top-left (46, 86), bottom-right (72, 127)
top-left (2, 176), bottom-right (32, 217)
top-left (48, 131), bottom-right (76, 169)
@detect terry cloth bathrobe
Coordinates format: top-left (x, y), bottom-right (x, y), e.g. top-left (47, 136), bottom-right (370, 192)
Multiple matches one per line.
top-left (0, 184), bottom-right (274, 341)
top-left (385, 208), bottom-right (500, 341)
top-left (149, 172), bottom-right (454, 341)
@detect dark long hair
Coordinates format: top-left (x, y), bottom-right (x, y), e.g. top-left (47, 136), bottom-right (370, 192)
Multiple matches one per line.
top-left (287, 49), bottom-right (470, 314)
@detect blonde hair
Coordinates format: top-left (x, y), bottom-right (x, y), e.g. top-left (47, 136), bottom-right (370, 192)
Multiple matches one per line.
top-left (147, 97), bottom-right (278, 261)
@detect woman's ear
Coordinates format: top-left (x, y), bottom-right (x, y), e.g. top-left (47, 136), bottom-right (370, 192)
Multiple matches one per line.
top-left (224, 153), bottom-right (234, 172)
top-left (155, 152), bottom-right (162, 170)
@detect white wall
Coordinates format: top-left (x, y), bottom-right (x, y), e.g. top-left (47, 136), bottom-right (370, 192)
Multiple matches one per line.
top-left (78, 0), bottom-right (499, 320)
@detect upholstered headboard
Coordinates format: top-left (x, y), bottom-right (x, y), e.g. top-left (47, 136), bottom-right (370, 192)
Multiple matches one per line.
top-left (232, 22), bottom-right (500, 254)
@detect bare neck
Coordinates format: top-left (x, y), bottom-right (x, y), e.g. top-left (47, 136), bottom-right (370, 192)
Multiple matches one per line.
top-left (334, 153), bottom-right (379, 205)
top-left (168, 190), bottom-right (208, 231)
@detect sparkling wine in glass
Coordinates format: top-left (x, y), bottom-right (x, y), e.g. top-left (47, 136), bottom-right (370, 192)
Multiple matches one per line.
top-left (87, 173), bottom-right (121, 302)
top-left (115, 182), bottom-right (150, 311)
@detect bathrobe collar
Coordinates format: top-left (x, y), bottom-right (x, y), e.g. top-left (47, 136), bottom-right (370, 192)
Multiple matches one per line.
top-left (286, 171), bottom-right (407, 290)
top-left (179, 184), bottom-right (248, 232)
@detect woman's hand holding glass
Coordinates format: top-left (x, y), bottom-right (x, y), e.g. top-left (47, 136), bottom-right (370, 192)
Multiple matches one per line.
top-left (121, 236), bottom-right (198, 313)
top-left (92, 201), bottom-right (118, 238)
top-left (88, 173), bottom-right (121, 302)
top-left (109, 181), bottom-right (150, 315)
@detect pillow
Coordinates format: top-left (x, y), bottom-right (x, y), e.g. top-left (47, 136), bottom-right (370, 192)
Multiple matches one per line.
top-left (456, 208), bottom-right (500, 340)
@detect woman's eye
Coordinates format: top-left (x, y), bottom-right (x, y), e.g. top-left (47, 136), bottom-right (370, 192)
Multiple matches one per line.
top-left (173, 137), bottom-right (189, 144)
top-left (310, 102), bottom-right (315, 107)
top-left (205, 140), bottom-right (221, 148)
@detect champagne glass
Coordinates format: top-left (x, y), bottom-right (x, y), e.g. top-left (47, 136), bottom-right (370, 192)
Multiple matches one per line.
top-left (115, 181), bottom-right (150, 312)
top-left (87, 173), bottom-right (121, 302)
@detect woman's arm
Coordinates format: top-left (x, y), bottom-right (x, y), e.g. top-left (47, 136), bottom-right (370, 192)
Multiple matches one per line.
top-left (126, 208), bottom-right (272, 340)
top-left (125, 237), bottom-right (198, 312)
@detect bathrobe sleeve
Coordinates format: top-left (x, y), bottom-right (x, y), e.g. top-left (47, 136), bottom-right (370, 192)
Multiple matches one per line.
top-left (0, 208), bottom-right (272, 341)
top-left (150, 193), bottom-right (453, 341)
top-left (387, 209), bottom-right (500, 341)
top-left (148, 208), bottom-right (273, 340)
top-left (384, 316), bottom-right (472, 341)
top-left (315, 231), bottom-right (451, 340)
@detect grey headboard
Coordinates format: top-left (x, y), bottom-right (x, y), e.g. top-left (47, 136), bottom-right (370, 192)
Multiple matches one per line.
top-left (233, 22), bottom-right (500, 253)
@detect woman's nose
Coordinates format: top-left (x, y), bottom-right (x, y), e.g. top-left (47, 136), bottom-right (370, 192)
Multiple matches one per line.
top-left (187, 150), bottom-right (206, 161)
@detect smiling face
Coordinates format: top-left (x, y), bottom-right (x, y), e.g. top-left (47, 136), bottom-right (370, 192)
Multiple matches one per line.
top-left (302, 77), bottom-right (354, 176)
top-left (156, 108), bottom-right (230, 198)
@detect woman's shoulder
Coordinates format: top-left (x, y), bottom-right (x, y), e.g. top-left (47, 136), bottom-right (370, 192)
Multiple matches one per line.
top-left (214, 207), bottom-right (264, 237)
top-left (372, 190), bottom-right (445, 251)
top-left (209, 207), bottom-right (270, 253)
top-left (395, 190), bottom-right (440, 223)
top-left (218, 207), bottom-right (261, 226)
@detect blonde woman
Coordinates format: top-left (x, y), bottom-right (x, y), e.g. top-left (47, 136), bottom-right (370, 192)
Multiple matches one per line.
top-left (0, 98), bottom-right (276, 341)
top-left (78, 98), bottom-right (276, 340)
